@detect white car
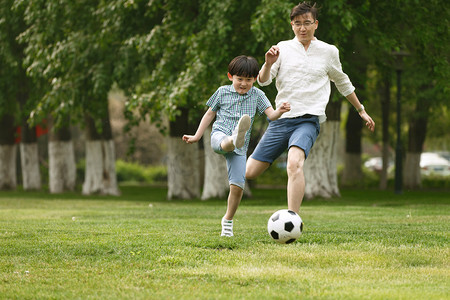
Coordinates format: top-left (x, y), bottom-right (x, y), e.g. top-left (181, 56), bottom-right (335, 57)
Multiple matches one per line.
top-left (364, 157), bottom-right (393, 173)
top-left (420, 152), bottom-right (450, 176)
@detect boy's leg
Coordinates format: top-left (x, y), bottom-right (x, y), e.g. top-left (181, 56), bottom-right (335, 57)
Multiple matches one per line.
top-left (224, 184), bottom-right (243, 220)
top-left (221, 153), bottom-right (246, 237)
top-left (220, 136), bottom-right (235, 152)
top-left (232, 114), bottom-right (251, 149)
top-left (221, 184), bottom-right (243, 237)
top-left (218, 114), bottom-right (251, 152)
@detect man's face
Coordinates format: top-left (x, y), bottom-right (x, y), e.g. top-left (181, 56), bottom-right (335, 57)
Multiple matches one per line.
top-left (291, 12), bottom-right (318, 45)
top-left (228, 74), bottom-right (256, 95)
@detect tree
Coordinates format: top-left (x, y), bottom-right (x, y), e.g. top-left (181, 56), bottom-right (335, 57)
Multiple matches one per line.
top-left (0, 0), bottom-right (22, 190)
top-left (201, 127), bottom-right (229, 200)
top-left (16, 0), bottom-right (159, 194)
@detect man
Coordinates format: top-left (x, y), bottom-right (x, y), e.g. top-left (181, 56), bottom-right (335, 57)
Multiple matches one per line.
top-left (246, 2), bottom-right (375, 213)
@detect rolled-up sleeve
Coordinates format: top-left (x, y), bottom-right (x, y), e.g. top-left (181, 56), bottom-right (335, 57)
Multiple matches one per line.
top-left (328, 46), bottom-right (355, 97)
top-left (257, 58), bottom-right (280, 87)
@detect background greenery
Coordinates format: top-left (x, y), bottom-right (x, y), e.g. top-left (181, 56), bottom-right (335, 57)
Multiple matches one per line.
top-left (0, 186), bottom-right (448, 299)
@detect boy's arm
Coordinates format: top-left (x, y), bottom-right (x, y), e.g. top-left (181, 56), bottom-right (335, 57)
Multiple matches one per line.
top-left (182, 108), bottom-right (216, 144)
top-left (264, 102), bottom-right (290, 121)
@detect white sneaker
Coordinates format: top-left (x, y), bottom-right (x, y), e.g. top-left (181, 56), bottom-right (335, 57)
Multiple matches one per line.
top-left (232, 114), bottom-right (251, 149)
top-left (221, 217), bottom-right (233, 237)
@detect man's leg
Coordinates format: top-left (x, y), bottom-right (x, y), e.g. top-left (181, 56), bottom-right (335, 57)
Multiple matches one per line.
top-left (286, 146), bottom-right (306, 213)
top-left (245, 157), bottom-right (270, 179)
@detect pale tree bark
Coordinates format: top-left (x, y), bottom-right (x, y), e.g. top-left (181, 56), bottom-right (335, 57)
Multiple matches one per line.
top-left (167, 109), bottom-right (201, 200)
top-left (201, 127), bottom-right (229, 200)
top-left (167, 136), bottom-right (201, 199)
top-left (0, 145), bottom-right (17, 190)
top-left (0, 113), bottom-right (17, 190)
top-left (304, 120), bottom-right (341, 199)
top-left (49, 141), bottom-right (76, 193)
top-left (48, 120), bottom-right (76, 193)
top-left (82, 113), bottom-right (119, 196)
top-left (20, 122), bottom-right (41, 190)
top-left (404, 153), bottom-right (421, 188)
top-left (20, 143), bottom-right (41, 190)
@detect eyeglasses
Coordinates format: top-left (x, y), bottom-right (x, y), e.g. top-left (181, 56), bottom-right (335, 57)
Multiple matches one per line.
top-left (292, 21), bottom-right (315, 28)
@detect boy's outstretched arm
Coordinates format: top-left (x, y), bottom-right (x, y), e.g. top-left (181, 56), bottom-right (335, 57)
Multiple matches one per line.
top-left (264, 102), bottom-right (291, 121)
top-left (182, 108), bottom-right (216, 144)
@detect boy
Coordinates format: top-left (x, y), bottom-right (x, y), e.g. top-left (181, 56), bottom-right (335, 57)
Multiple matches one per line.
top-left (182, 55), bottom-right (290, 237)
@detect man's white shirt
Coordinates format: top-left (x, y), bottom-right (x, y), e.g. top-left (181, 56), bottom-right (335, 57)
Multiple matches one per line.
top-left (258, 38), bottom-right (355, 123)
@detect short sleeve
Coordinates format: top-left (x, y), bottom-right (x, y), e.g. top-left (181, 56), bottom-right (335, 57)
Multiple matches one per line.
top-left (206, 88), bottom-right (222, 111)
top-left (256, 91), bottom-right (272, 115)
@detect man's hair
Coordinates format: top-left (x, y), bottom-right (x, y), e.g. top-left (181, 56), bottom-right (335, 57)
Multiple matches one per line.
top-left (228, 55), bottom-right (259, 78)
top-left (290, 2), bottom-right (318, 21)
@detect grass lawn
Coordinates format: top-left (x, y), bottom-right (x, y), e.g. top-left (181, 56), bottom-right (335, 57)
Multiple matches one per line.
top-left (0, 186), bottom-right (448, 299)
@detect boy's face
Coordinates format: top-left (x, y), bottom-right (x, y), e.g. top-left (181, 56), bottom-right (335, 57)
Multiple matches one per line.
top-left (227, 73), bottom-right (256, 95)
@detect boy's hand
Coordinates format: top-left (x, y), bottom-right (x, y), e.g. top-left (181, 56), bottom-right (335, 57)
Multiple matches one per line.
top-left (265, 46), bottom-right (280, 66)
top-left (279, 101), bottom-right (291, 113)
top-left (182, 135), bottom-right (199, 144)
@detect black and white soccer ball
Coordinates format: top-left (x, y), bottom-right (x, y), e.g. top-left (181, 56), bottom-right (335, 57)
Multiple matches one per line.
top-left (267, 209), bottom-right (303, 244)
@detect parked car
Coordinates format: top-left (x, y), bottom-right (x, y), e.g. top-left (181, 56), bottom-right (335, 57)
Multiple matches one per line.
top-left (364, 157), bottom-right (394, 173)
top-left (420, 152), bottom-right (450, 176)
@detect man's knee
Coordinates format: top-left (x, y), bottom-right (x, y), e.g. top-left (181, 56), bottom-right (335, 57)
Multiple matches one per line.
top-left (287, 147), bottom-right (305, 176)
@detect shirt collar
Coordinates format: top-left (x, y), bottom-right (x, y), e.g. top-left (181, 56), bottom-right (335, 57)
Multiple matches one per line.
top-left (292, 36), bottom-right (317, 47)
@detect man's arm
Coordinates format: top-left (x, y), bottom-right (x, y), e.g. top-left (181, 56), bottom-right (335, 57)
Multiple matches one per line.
top-left (258, 46), bottom-right (280, 84)
top-left (345, 92), bottom-right (375, 132)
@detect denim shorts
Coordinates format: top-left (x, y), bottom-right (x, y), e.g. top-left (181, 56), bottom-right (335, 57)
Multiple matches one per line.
top-left (211, 131), bottom-right (246, 189)
top-left (250, 115), bottom-right (320, 164)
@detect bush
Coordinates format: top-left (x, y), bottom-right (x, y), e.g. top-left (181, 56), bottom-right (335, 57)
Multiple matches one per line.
top-left (115, 160), bottom-right (167, 184)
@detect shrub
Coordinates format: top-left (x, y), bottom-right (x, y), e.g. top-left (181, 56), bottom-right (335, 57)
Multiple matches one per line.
top-left (115, 160), bottom-right (167, 184)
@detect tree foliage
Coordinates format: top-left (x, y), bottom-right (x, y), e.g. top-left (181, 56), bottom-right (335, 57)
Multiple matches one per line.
top-left (1, 0), bottom-right (448, 153)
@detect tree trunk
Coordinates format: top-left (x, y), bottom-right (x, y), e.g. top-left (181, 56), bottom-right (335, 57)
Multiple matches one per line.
top-left (0, 113), bottom-right (17, 190)
top-left (82, 113), bottom-right (119, 196)
top-left (201, 127), bottom-right (229, 200)
top-left (48, 121), bottom-right (76, 193)
top-left (20, 122), bottom-right (41, 190)
top-left (404, 153), bottom-right (421, 188)
top-left (167, 136), bottom-right (200, 199)
top-left (379, 73), bottom-right (391, 190)
top-left (304, 120), bottom-right (341, 199)
top-left (341, 108), bottom-right (363, 185)
top-left (167, 108), bottom-right (200, 199)
top-left (404, 96), bottom-right (430, 189)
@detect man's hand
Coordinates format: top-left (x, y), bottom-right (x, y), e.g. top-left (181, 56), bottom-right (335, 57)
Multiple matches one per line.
top-left (360, 111), bottom-right (375, 132)
top-left (265, 46), bottom-right (280, 66)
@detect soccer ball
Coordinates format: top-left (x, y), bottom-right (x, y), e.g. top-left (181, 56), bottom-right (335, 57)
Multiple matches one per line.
top-left (267, 209), bottom-right (303, 244)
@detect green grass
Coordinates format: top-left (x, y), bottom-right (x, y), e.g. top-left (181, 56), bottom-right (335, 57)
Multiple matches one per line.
top-left (0, 187), bottom-right (448, 299)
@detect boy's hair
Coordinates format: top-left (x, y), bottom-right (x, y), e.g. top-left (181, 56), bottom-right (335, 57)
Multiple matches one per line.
top-left (290, 2), bottom-right (318, 21)
top-left (228, 55), bottom-right (259, 78)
